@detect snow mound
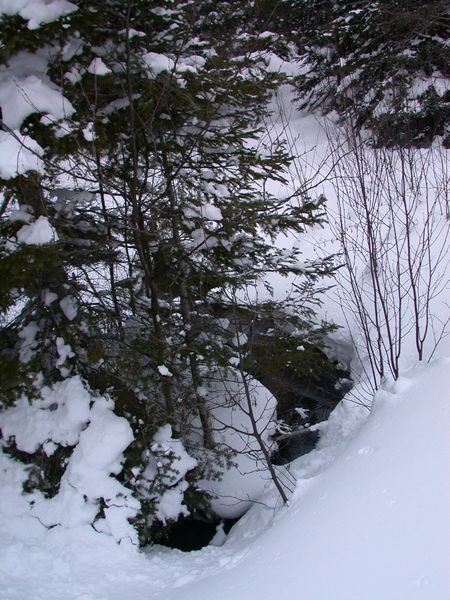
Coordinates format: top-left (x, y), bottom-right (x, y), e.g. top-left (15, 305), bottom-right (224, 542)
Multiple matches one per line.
top-left (0, 377), bottom-right (139, 545)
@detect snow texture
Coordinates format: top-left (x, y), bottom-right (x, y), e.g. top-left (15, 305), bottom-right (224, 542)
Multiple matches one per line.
top-left (199, 368), bottom-right (277, 519)
top-left (0, 376), bottom-right (90, 453)
top-left (142, 52), bottom-right (175, 74)
top-left (0, 75), bottom-right (74, 130)
top-left (17, 321), bottom-right (40, 363)
top-left (87, 57), bottom-right (112, 76)
top-left (0, 0), bottom-right (77, 30)
top-left (157, 365), bottom-right (173, 377)
top-left (16, 216), bottom-right (58, 244)
top-left (59, 295), bottom-right (78, 320)
top-left (0, 131), bottom-right (44, 178)
top-left (143, 425), bottom-right (197, 523)
top-left (0, 377), bottom-right (140, 546)
top-left (1, 358), bottom-right (449, 600)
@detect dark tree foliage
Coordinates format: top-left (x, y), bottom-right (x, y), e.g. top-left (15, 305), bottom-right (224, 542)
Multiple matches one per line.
top-left (290, 0), bottom-right (450, 146)
top-left (0, 0), bottom-right (336, 544)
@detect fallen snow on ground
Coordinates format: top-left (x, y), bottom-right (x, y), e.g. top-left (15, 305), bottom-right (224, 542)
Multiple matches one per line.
top-left (1, 357), bottom-right (449, 600)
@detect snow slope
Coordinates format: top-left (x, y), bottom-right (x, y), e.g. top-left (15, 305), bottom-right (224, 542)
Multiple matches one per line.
top-left (161, 358), bottom-right (450, 600)
top-left (1, 357), bottom-right (449, 600)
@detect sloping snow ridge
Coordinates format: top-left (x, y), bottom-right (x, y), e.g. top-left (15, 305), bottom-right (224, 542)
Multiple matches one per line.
top-left (1, 358), bottom-right (449, 600)
top-left (162, 358), bottom-right (450, 600)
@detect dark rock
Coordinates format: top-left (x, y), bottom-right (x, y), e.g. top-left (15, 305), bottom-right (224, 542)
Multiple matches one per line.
top-left (159, 516), bottom-right (240, 552)
top-left (161, 518), bottom-right (219, 552)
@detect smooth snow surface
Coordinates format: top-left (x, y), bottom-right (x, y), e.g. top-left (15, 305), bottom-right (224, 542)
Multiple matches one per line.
top-left (1, 358), bottom-right (449, 600)
top-left (163, 359), bottom-right (450, 600)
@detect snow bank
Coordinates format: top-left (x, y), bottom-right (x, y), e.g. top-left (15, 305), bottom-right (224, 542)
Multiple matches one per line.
top-left (163, 358), bottom-right (450, 600)
top-left (2, 359), bottom-right (448, 600)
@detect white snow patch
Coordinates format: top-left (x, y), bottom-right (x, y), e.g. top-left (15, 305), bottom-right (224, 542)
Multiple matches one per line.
top-left (157, 365), bottom-right (173, 377)
top-left (87, 57), bottom-right (112, 76)
top-left (143, 425), bottom-right (198, 523)
top-left (55, 336), bottom-right (74, 376)
top-left (17, 321), bottom-right (39, 362)
top-left (142, 52), bottom-right (175, 74)
top-left (230, 332), bottom-right (248, 348)
top-left (0, 75), bottom-right (74, 130)
top-left (0, 376), bottom-right (91, 453)
top-left (0, 131), bottom-right (44, 178)
top-left (42, 289), bottom-right (58, 306)
top-left (8, 208), bottom-right (33, 223)
top-left (82, 122), bottom-right (95, 141)
top-left (199, 369), bottom-right (277, 518)
top-left (163, 358), bottom-right (450, 600)
top-left (0, 0), bottom-right (77, 29)
top-left (16, 215), bottom-right (58, 245)
top-left (59, 295), bottom-right (78, 321)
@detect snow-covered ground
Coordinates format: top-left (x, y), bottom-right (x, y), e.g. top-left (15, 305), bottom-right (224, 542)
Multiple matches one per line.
top-left (1, 352), bottom-right (449, 600)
